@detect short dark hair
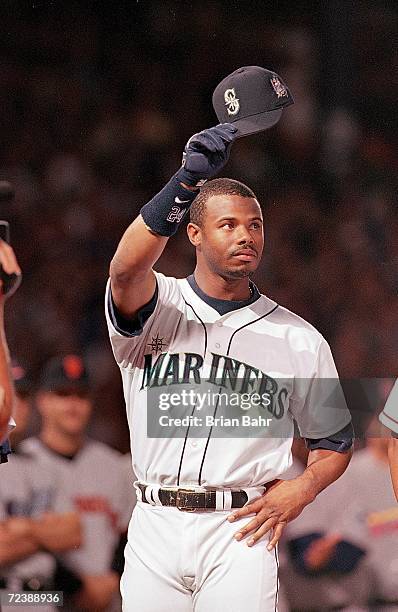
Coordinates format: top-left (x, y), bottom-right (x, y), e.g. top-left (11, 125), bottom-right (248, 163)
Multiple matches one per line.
top-left (189, 178), bottom-right (257, 227)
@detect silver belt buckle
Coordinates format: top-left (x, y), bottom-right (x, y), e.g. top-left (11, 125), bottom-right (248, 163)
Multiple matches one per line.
top-left (176, 488), bottom-right (197, 512)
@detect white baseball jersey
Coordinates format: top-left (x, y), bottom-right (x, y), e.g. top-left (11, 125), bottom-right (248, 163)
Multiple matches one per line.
top-left (380, 379), bottom-right (398, 434)
top-left (20, 437), bottom-right (132, 575)
top-left (106, 272), bottom-right (350, 489)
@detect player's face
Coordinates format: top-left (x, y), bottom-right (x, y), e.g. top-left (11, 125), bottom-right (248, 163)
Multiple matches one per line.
top-left (37, 389), bottom-right (92, 437)
top-left (193, 195), bottom-right (264, 279)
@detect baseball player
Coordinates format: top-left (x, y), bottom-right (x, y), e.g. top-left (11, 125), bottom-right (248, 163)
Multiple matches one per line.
top-left (0, 238), bottom-right (21, 451)
top-left (0, 363), bottom-right (81, 612)
top-left (328, 426), bottom-right (398, 606)
top-left (107, 121), bottom-right (354, 611)
top-left (280, 443), bottom-right (372, 610)
top-left (20, 354), bottom-right (133, 611)
top-left (379, 380), bottom-right (398, 500)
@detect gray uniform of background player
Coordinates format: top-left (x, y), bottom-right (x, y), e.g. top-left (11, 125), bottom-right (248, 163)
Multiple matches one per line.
top-left (19, 437), bottom-right (133, 610)
top-left (281, 446), bottom-right (398, 610)
top-left (0, 451), bottom-right (73, 612)
top-left (336, 448), bottom-right (398, 604)
top-left (280, 457), bottom-right (372, 610)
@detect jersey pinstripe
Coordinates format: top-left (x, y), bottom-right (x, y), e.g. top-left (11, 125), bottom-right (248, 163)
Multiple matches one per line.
top-left (106, 272), bottom-right (351, 489)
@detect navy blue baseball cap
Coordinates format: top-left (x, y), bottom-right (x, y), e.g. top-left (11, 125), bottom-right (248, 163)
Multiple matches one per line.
top-left (212, 66), bottom-right (294, 137)
top-left (39, 354), bottom-right (90, 393)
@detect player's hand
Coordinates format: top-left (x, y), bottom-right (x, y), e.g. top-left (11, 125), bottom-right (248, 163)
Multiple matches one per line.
top-left (304, 534), bottom-right (341, 570)
top-left (0, 240), bottom-right (21, 298)
top-left (33, 511), bottom-right (81, 551)
top-left (76, 571), bottom-right (120, 610)
top-left (1, 516), bottom-right (32, 537)
top-left (227, 478), bottom-right (315, 550)
top-left (177, 123), bottom-right (238, 187)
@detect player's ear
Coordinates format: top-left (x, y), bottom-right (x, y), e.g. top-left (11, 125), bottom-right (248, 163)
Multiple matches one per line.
top-left (187, 222), bottom-right (202, 247)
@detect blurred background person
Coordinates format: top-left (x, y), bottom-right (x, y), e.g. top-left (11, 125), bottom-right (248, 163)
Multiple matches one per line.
top-left (280, 439), bottom-right (372, 611)
top-left (379, 379), bottom-right (398, 501)
top-left (0, 360), bottom-right (81, 612)
top-left (280, 423), bottom-right (398, 611)
top-left (337, 420), bottom-right (398, 609)
top-left (0, 238), bottom-right (21, 456)
top-left (20, 354), bottom-right (133, 611)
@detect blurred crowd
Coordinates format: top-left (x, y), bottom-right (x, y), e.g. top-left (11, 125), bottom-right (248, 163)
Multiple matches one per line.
top-left (0, 3), bottom-right (396, 443)
top-left (0, 1), bottom-right (397, 610)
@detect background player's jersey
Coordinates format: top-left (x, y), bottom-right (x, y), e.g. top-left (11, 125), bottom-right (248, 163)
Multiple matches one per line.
top-left (379, 379), bottom-right (398, 435)
top-left (279, 458), bottom-right (373, 610)
top-left (333, 449), bottom-right (398, 601)
top-left (121, 452), bottom-right (137, 509)
top-left (0, 451), bottom-right (72, 611)
top-left (106, 272), bottom-right (351, 488)
top-left (20, 437), bottom-right (132, 575)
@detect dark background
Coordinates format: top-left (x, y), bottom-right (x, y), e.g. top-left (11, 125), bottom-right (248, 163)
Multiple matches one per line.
top-left (0, 0), bottom-right (396, 449)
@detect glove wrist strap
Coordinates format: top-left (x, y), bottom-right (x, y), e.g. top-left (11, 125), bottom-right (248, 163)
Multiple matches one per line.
top-left (177, 165), bottom-right (208, 188)
top-left (140, 172), bottom-right (199, 237)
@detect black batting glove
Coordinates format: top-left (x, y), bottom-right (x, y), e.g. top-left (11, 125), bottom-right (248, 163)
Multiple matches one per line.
top-left (176, 123), bottom-right (238, 188)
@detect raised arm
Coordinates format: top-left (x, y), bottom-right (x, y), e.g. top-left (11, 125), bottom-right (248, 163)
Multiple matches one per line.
top-left (109, 124), bottom-right (237, 318)
top-left (0, 300), bottom-right (13, 441)
top-left (0, 240), bottom-right (22, 442)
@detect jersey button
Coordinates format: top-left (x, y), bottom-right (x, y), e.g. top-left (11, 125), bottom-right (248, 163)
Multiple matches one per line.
top-left (191, 440), bottom-right (198, 447)
top-left (215, 342), bottom-right (221, 349)
top-left (217, 322), bottom-right (223, 327)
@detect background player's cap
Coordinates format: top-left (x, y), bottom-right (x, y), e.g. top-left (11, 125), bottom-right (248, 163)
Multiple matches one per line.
top-left (212, 66), bottom-right (294, 137)
top-left (39, 354), bottom-right (90, 393)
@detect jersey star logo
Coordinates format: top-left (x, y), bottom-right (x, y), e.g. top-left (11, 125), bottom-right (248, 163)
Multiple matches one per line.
top-left (147, 333), bottom-right (167, 355)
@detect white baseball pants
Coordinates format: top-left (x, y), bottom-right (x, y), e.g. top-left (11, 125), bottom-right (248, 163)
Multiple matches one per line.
top-left (121, 500), bottom-right (279, 612)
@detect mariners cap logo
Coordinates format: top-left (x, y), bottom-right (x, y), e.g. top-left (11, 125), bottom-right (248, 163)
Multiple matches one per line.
top-left (224, 88), bottom-right (240, 116)
top-left (270, 76), bottom-right (288, 99)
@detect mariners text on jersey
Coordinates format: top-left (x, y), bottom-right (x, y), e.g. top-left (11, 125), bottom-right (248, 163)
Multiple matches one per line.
top-left (140, 350), bottom-right (288, 419)
top-left (106, 272), bottom-right (351, 488)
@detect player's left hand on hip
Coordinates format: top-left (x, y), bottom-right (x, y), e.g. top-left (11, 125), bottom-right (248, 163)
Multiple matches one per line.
top-left (227, 478), bottom-right (312, 550)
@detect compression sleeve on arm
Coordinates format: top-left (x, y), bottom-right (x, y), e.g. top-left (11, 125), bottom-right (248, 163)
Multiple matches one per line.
top-left (140, 172), bottom-right (198, 237)
top-left (305, 422), bottom-right (354, 453)
top-left (108, 283), bottom-right (158, 337)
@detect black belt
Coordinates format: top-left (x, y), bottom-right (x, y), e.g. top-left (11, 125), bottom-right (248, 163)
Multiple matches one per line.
top-left (138, 483), bottom-right (248, 512)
